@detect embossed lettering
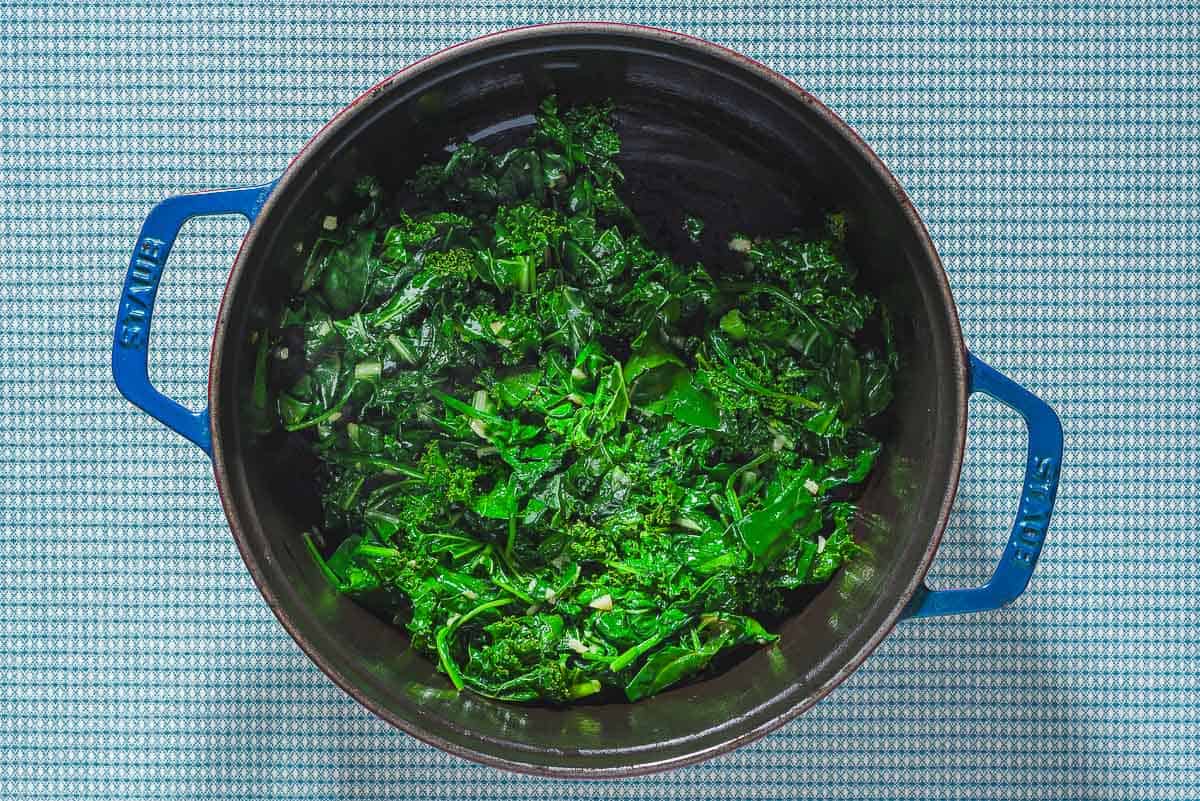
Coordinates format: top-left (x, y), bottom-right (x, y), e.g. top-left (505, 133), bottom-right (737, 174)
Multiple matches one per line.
top-left (1005, 456), bottom-right (1058, 568)
top-left (138, 238), bottom-right (163, 261)
top-left (126, 281), bottom-right (154, 303)
top-left (117, 237), bottom-right (166, 350)
top-left (118, 322), bottom-right (146, 348)
top-left (1011, 545), bottom-right (1037, 565)
top-left (1032, 455), bottom-right (1056, 482)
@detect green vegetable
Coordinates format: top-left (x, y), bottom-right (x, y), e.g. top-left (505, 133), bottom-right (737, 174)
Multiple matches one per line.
top-left (265, 96), bottom-right (896, 704)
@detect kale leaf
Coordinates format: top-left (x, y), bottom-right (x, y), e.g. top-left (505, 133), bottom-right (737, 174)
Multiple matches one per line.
top-left (264, 97), bottom-right (896, 703)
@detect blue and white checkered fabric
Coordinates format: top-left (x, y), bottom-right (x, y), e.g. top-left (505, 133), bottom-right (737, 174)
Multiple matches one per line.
top-left (2, 3), bottom-right (1197, 799)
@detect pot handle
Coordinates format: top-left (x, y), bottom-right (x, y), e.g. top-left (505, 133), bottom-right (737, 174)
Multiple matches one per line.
top-left (111, 182), bottom-right (277, 457)
top-left (904, 352), bottom-right (1063, 618)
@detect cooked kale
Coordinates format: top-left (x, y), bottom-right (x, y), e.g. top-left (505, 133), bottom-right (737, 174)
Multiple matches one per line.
top-left (259, 97), bottom-right (896, 703)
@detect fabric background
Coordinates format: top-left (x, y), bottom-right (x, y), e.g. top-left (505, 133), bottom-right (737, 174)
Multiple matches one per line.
top-left (2, 2), bottom-right (1197, 799)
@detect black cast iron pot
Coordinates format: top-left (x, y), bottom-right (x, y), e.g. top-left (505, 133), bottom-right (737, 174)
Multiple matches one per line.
top-left (112, 23), bottom-right (1063, 778)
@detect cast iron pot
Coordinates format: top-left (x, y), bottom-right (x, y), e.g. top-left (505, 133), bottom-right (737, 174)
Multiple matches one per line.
top-left (112, 23), bottom-right (1063, 778)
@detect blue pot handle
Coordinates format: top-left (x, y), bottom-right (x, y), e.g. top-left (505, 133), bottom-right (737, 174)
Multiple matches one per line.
top-left (904, 352), bottom-right (1063, 618)
top-left (113, 187), bottom-right (1061, 614)
top-left (112, 182), bottom-right (277, 457)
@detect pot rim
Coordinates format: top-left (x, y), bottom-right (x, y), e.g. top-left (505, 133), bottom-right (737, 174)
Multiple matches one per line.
top-left (208, 21), bottom-right (969, 779)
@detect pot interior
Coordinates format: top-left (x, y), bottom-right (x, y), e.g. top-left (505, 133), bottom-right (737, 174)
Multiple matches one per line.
top-left (211, 25), bottom-right (966, 776)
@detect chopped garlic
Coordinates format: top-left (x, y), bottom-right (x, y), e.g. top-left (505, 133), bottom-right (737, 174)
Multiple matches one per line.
top-left (817, 535), bottom-right (827, 553)
top-left (527, 578), bottom-right (537, 592)
top-left (275, 346), bottom-right (289, 360)
top-left (322, 215), bottom-right (338, 230)
top-left (588, 594), bottom-right (613, 611)
top-left (294, 240), bottom-right (304, 253)
top-left (489, 320), bottom-right (506, 335)
top-left (462, 589), bottom-right (478, 600)
top-left (566, 637), bottom-right (589, 655)
top-left (729, 236), bottom-right (752, 253)
top-left (543, 588), bottom-right (557, 603)
top-left (804, 478), bottom-right (820, 495)
top-left (469, 419), bottom-right (488, 440)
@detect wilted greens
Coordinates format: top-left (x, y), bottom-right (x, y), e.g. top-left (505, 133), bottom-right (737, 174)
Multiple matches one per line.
top-left (258, 97), bottom-right (897, 703)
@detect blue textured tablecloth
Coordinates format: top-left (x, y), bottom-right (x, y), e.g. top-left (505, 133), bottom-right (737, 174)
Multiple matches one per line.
top-left (3, 3), bottom-right (1198, 799)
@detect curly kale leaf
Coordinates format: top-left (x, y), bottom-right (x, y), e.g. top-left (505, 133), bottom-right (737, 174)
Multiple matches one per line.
top-left (266, 96), bottom-right (896, 704)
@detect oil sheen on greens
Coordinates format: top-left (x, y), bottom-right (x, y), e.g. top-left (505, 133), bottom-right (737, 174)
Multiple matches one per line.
top-left (260, 97), bottom-right (897, 704)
